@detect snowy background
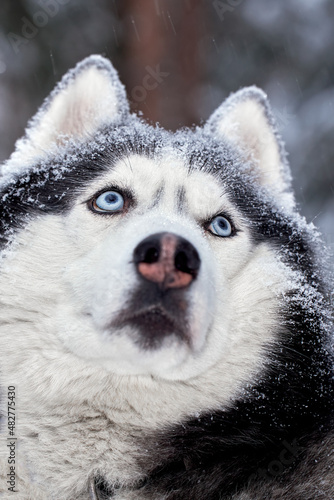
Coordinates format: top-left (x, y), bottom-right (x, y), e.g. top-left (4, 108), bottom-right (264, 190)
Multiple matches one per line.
top-left (0, 0), bottom-right (333, 253)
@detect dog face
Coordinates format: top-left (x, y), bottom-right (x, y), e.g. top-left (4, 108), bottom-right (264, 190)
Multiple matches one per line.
top-left (0, 56), bottom-right (296, 385)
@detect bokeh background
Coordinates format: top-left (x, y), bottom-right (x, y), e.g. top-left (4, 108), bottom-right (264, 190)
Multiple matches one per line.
top-left (0, 0), bottom-right (333, 252)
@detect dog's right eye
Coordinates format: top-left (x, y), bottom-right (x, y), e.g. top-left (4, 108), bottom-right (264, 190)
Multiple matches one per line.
top-left (91, 191), bottom-right (124, 213)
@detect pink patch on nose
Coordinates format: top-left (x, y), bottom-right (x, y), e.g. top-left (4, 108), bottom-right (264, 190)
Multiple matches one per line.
top-left (137, 234), bottom-right (194, 289)
top-left (138, 262), bottom-right (193, 288)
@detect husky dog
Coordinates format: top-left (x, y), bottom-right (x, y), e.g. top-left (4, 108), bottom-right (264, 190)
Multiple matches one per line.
top-left (0, 55), bottom-right (333, 500)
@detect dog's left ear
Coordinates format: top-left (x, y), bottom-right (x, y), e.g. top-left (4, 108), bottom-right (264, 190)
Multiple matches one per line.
top-left (205, 87), bottom-right (293, 204)
top-left (5, 55), bottom-right (129, 170)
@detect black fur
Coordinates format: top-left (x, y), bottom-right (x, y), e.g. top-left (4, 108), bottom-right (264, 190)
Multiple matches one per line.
top-left (1, 122), bottom-right (333, 500)
top-left (135, 292), bottom-right (334, 499)
top-left (0, 123), bottom-right (162, 248)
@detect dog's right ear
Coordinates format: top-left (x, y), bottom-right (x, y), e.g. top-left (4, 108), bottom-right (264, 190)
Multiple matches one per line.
top-left (5, 55), bottom-right (129, 171)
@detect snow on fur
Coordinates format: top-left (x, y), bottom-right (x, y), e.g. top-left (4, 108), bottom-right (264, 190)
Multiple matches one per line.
top-left (0, 56), bottom-right (333, 499)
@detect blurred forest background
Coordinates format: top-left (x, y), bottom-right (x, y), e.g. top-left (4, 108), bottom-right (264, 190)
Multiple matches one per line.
top-left (0, 0), bottom-right (333, 252)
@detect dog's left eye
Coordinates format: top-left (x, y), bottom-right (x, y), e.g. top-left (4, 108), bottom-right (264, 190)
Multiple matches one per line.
top-left (92, 191), bottom-right (124, 212)
top-left (208, 216), bottom-right (233, 237)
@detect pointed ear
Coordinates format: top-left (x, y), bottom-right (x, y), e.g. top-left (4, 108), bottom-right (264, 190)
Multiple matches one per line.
top-left (6, 55), bottom-right (130, 169)
top-left (205, 87), bottom-right (294, 205)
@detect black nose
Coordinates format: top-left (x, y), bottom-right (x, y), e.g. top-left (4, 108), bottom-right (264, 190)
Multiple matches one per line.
top-left (133, 232), bottom-right (201, 289)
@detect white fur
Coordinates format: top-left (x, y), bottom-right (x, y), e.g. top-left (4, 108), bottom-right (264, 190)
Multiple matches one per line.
top-left (1, 55), bottom-right (128, 181)
top-left (0, 57), bottom-right (298, 498)
top-left (0, 153), bottom-right (294, 498)
top-left (205, 87), bottom-right (295, 211)
top-left (215, 99), bottom-right (281, 185)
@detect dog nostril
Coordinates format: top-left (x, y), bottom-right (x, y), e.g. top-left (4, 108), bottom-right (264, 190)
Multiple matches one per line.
top-left (175, 251), bottom-right (188, 272)
top-left (144, 247), bottom-right (159, 264)
top-left (175, 245), bottom-right (200, 276)
top-left (134, 238), bottom-right (161, 266)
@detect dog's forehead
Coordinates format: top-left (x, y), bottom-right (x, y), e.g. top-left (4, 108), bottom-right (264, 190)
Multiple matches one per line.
top-left (83, 152), bottom-right (229, 217)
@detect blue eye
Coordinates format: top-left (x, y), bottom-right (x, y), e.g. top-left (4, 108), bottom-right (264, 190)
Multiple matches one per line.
top-left (209, 216), bottom-right (233, 237)
top-left (93, 191), bottom-right (124, 212)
